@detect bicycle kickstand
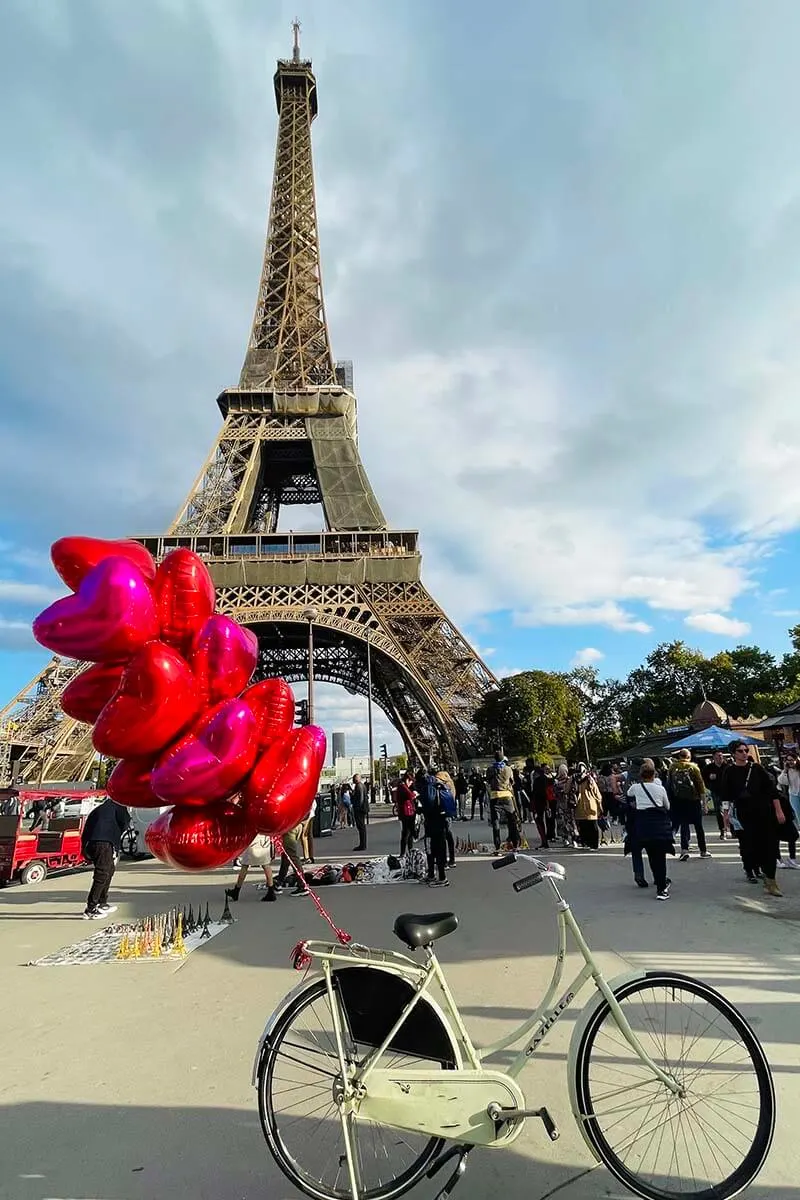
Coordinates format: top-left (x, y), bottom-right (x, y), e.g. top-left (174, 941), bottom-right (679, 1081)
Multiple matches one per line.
top-left (427, 1146), bottom-right (472, 1200)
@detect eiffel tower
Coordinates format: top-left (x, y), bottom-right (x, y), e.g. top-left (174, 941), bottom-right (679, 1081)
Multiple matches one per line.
top-left (0, 27), bottom-right (497, 786)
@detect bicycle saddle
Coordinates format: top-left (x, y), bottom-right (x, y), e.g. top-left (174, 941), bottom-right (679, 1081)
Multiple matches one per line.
top-left (393, 912), bottom-right (458, 949)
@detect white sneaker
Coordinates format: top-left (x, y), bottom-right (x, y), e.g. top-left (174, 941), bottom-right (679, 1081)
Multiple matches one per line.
top-left (98, 904), bottom-right (117, 914)
top-left (787, 859), bottom-right (799, 869)
top-left (83, 909), bottom-right (102, 920)
top-left (777, 859), bottom-right (789, 869)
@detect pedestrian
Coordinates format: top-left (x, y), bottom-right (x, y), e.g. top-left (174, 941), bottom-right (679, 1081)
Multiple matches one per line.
top-left (668, 749), bottom-right (711, 861)
top-left (436, 769), bottom-right (458, 866)
top-left (396, 770), bottom-right (417, 856)
top-left (226, 834), bottom-right (277, 902)
top-left (273, 823), bottom-right (309, 896)
top-left (778, 752), bottom-right (800, 830)
top-left (626, 758), bottom-right (675, 900)
top-left (455, 770), bottom-right (468, 820)
top-left (530, 766), bottom-right (551, 849)
top-left (351, 773), bottom-right (367, 851)
top-left (573, 763), bottom-right (602, 850)
top-left (554, 764), bottom-right (578, 845)
top-left (81, 797), bottom-right (131, 920)
top-left (486, 751), bottom-right (521, 852)
top-left (720, 740), bottom-right (786, 896)
top-left (419, 766), bottom-right (450, 886)
top-left (300, 797), bottom-right (316, 864)
top-left (469, 770), bottom-right (486, 821)
top-left (702, 751), bottom-right (729, 839)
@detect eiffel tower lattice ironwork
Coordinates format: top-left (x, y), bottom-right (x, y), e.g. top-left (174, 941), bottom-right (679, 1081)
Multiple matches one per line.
top-left (0, 33), bottom-right (498, 785)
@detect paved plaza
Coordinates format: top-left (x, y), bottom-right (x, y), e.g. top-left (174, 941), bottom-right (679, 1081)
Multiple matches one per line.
top-left (1, 811), bottom-right (798, 1200)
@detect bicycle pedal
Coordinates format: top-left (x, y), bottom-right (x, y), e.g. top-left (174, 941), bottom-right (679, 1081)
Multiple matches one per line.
top-left (487, 1103), bottom-right (559, 1140)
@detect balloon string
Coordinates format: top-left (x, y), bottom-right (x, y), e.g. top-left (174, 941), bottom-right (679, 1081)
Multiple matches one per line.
top-left (274, 836), bottom-right (353, 969)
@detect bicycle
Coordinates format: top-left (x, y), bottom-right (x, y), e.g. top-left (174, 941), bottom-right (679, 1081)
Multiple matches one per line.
top-left (253, 851), bottom-right (775, 1200)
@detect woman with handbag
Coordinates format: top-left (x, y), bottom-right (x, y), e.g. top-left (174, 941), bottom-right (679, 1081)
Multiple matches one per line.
top-left (626, 758), bottom-right (675, 900)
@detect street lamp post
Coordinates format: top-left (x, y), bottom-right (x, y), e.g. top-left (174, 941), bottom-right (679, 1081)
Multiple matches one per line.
top-left (366, 631), bottom-right (375, 803)
top-left (303, 606), bottom-right (319, 726)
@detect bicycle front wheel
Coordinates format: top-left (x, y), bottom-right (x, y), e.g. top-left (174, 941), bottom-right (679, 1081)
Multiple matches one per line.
top-left (257, 976), bottom-right (456, 1200)
top-left (573, 971), bottom-right (775, 1200)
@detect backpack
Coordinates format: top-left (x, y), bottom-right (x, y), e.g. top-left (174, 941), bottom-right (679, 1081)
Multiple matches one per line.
top-left (439, 786), bottom-right (457, 818)
top-left (421, 774), bottom-right (441, 812)
top-left (671, 768), bottom-right (697, 803)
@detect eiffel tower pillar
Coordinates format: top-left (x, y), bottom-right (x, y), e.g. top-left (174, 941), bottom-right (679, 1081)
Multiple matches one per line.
top-left (0, 30), bottom-right (497, 783)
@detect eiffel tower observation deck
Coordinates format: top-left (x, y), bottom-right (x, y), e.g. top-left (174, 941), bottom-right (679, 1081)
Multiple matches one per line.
top-left (0, 27), bottom-right (498, 785)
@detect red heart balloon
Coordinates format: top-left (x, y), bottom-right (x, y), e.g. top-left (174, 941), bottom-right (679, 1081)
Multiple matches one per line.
top-left (241, 678), bottom-right (296, 751)
top-left (33, 556), bottom-right (159, 663)
top-left (93, 641), bottom-right (201, 758)
top-left (107, 756), bottom-right (162, 808)
top-left (190, 615), bottom-right (258, 707)
top-left (145, 802), bottom-right (255, 871)
top-left (61, 662), bottom-right (126, 724)
top-left (52, 536), bottom-right (156, 592)
top-left (151, 698), bottom-right (258, 805)
top-left (241, 725), bottom-right (326, 835)
top-left (154, 548), bottom-right (216, 655)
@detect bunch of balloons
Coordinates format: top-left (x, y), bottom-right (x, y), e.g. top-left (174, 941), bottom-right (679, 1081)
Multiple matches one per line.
top-left (32, 536), bottom-right (326, 872)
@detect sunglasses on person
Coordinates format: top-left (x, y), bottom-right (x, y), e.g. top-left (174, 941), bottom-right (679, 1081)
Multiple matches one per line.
top-left (733, 747), bottom-right (750, 755)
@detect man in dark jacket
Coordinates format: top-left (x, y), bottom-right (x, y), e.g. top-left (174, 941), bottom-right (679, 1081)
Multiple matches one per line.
top-left (81, 797), bottom-right (130, 920)
top-left (351, 773), bottom-right (367, 851)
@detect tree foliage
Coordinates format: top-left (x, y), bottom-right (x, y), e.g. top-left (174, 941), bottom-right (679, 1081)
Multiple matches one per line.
top-left (475, 670), bottom-right (583, 759)
top-left (477, 623), bottom-right (800, 763)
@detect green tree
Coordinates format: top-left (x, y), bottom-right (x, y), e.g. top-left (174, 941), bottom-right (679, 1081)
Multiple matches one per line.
top-left (475, 670), bottom-right (583, 759)
top-left (566, 667), bottom-right (625, 759)
top-left (618, 642), bottom-right (709, 741)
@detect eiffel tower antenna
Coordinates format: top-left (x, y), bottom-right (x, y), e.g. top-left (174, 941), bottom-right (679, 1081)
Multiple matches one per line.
top-left (0, 35), bottom-right (498, 783)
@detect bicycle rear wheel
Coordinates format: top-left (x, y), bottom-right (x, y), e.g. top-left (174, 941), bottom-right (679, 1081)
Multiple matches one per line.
top-left (257, 974), bottom-right (457, 1200)
top-left (572, 970), bottom-right (775, 1200)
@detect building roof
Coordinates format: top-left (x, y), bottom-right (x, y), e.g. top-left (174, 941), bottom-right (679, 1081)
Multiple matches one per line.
top-left (754, 700), bottom-right (800, 730)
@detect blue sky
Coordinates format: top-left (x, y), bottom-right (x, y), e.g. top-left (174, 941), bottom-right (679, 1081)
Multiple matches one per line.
top-left (2, 1), bottom-right (800, 753)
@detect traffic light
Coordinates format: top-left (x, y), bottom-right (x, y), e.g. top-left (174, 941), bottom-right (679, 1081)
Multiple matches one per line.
top-left (380, 743), bottom-right (388, 758)
top-left (295, 699), bottom-right (309, 726)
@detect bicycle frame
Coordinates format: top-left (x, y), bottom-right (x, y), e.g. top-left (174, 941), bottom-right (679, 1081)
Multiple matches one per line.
top-left (295, 857), bottom-right (680, 1098)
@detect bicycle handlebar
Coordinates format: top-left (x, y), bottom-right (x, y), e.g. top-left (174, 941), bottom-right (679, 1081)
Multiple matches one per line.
top-left (513, 871), bottom-right (543, 892)
top-left (491, 852), bottom-right (517, 870)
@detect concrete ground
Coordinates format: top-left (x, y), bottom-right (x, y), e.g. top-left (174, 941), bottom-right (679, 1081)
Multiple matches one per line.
top-left (1, 810), bottom-right (798, 1200)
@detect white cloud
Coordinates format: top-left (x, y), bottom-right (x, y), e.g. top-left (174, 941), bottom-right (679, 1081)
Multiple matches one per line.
top-left (684, 613), bottom-right (751, 637)
top-left (771, 609), bottom-right (800, 619)
top-left (0, 616), bottom-right (36, 651)
top-left (571, 647), bottom-right (605, 667)
top-left (516, 602), bottom-right (652, 635)
top-left (0, 580), bottom-right (60, 605)
top-left (3, 4), bottom-right (800, 665)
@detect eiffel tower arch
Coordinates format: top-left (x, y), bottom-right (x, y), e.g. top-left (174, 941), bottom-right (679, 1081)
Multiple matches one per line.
top-left (0, 31), bottom-right (497, 783)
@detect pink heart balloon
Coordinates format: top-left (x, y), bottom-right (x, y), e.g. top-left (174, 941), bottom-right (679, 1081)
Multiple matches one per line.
top-left (241, 725), bottom-right (326, 836)
top-left (107, 757), bottom-right (161, 808)
top-left (241, 678), bottom-right (295, 751)
top-left (145, 802), bottom-right (256, 871)
top-left (190, 615), bottom-right (258, 707)
top-left (51, 536), bottom-right (157, 592)
top-left (33, 556), bottom-right (159, 663)
top-left (93, 641), bottom-right (201, 759)
top-left (151, 698), bottom-right (258, 806)
top-left (154, 548), bottom-right (216, 655)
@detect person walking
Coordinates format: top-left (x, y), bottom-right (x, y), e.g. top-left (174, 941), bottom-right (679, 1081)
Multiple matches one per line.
top-left (626, 759), bottom-right (675, 900)
top-left (419, 766), bottom-right (450, 886)
top-left (226, 834), bottom-right (277, 902)
top-left (669, 749), bottom-right (711, 861)
top-left (396, 770), bottom-right (418, 856)
top-left (455, 770), bottom-right (468, 820)
top-left (300, 797), bottom-right (316, 864)
top-left (554, 764), bottom-right (578, 846)
top-left (81, 797), bottom-right (131, 920)
top-left (702, 750), bottom-right (729, 839)
top-left (573, 763), bottom-right (602, 850)
top-left (351, 773), bottom-right (367, 851)
top-left (487, 751), bottom-right (521, 852)
top-left (469, 770), bottom-right (486, 821)
top-left (778, 752), bottom-right (800, 830)
top-left (721, 740), bottom-right (785, 896)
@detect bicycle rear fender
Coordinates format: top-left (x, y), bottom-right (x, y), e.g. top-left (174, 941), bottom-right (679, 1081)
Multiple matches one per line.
top-left (251, 963), bottom-right (463, 1086)
top-left (566, 968), bottom-right (648, 1141)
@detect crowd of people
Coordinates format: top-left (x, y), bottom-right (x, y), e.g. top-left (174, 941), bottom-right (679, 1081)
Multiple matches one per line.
top-left (387, 741), bottom-right (798, 901)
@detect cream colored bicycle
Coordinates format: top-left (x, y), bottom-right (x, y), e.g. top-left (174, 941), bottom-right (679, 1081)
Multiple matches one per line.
top-left (253, 852), bottom-right (775, 1200)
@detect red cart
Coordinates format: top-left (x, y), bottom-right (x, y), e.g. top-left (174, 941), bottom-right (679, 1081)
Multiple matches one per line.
top-left (0, 788), bottom-right (105, 886)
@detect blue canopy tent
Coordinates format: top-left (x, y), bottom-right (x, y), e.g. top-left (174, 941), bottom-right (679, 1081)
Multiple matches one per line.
top-left (664, 726), bottom-right (761, 752)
